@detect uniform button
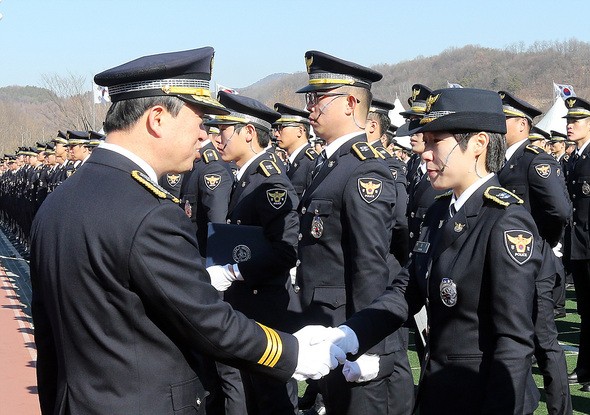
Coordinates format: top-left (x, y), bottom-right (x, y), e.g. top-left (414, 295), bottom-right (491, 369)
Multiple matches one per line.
top-left (294, 285), bottom-right (300, 293)
top-left (411, 212), bottom-right (415, 218)
top-left (236, 220), bottom-right (241, 225)
top-left (296, 259), bottom-right (301, 266)
top-left (573, 194), bottom-right (576, 199)
top-left (409, 232), bottom-right (414, 238)
top-left (573, 180), bottom-right (576, 184)
top-left (196, 398), bottom-right (201, 407)
top-left (409, 253), bottom-right (413, 258)
top-left (573, 221), bottom-right (577, 226)
top-left (298, 233), bottom-right (303, 241)
top-left (301, 207), bottom-right (307, 214)
top-left (226, 219), bottom-right (231, 224)
top-left (573, 208), bottom-right (577, 212)
top-left (314, 209), bottom-right (319, 215)
top-left (253, 290), bottom-right (258, 295)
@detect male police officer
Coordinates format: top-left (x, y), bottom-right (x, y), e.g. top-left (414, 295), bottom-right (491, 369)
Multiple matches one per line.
top-left (292, 50), bottom-right (397, 415)
top-left (497, 91), bottom-right (572, 415)
top-left (31, 47), bottom-right (344, 415)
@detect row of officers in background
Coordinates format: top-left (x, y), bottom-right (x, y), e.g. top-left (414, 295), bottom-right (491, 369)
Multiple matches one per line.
top-left (0, 130), bottom-right (105, 253)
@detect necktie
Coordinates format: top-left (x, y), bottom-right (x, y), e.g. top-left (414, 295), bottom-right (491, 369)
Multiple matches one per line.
top-left (311, 150), bottom-right (327, 180)
top-left (448, 203), bottom-right (456, 219)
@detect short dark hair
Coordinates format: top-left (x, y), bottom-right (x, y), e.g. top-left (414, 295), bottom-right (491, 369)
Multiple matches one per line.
top-left (453, 131), bottom-right (506, 173)
top-left (367, 112), bottom-right (391, 137)
top-left (103, 96), bottom-right (185, 134)
top-left (235, 124), bottom-right (271, 149)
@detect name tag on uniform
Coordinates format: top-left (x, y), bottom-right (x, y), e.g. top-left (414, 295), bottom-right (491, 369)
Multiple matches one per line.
top-left (413, 241), bottom-right (430, 254)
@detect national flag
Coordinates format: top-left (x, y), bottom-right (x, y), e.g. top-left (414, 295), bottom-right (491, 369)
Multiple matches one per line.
top-left (554, 82), bottom-right (576, 100)
top-left (93, 82), bottom-right (110, 104)
top-left (447, 82), bottom-right (463, 89)
top-left (216, 83), bottom-right (238, 96)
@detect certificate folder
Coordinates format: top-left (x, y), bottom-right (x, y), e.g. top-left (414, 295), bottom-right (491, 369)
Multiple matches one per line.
top-left (206, 223), bottom-right (272, 267)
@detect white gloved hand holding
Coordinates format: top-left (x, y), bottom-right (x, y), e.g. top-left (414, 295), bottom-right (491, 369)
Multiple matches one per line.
top-left (307, 325), bottom-right (359, 355)
top-left (342, 353), bottom-right (380, 383)
top-left (206, 264), bottom-right (242, 291)
top-left (292, 325), bottom-right (346, 381)
top-left (552, 242), bottom-right (563, 258)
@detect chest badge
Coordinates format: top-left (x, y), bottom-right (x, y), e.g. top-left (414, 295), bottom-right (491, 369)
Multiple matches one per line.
top-left (204, 174), bottom-right (221, 190)
top-left (583, 183), bottom-right (590, 196)
top-left (311, 216), bottom-right (324, 238)
top-left (184, 200), bottom-right (192, 218)
top-left (504, 230), bottom-right (534, 265)
top-left (453, 222), bottom-right (465, 233)
top-left (266, 189), bottom-right (287, 209)
top-left (440, 278), bottom-right (457, 307)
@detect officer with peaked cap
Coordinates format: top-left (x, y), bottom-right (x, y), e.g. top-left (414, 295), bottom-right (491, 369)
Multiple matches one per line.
top-left (563, 97), bottom-right (590, 391)
top-left (290, 50), bottom-right (398, 415)
top-left (31, 47), bottom-right (344, 415)
top-left (273, 102), bottom-right (318, 199)
top-left (497, 91), bottom-right (572, 414)
top-left (205, 91), bottom-right (300, 415)
top-left (312, 87), bottom-right (543, 415)
top-left (550, 130), bottom-right (568, 165)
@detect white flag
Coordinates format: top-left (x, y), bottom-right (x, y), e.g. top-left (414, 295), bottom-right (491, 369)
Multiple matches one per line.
top-left (447, 82), bottom-right (463, 89)
top-left (93, 82), bottom-right (111, 104)
top-left (553, 82), bottom-right (576, 100)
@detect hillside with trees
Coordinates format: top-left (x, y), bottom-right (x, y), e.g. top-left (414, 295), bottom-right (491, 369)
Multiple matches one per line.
top-left (0, 39), bottom-right (588, 155)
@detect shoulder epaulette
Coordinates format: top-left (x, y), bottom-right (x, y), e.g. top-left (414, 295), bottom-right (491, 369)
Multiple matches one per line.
top-left (372, 145), bottom-right (393, 159)
top-left (483, 186), bottom-right (523, 207)
top-left (352, 142), bottom-right (379, 161)
top-left (202, 149), bottom-right (219, 164)
top-left (258, 160), bottom-right (282, 177)
top-left (305, 147), bottom-right (318, 160)
top-left (525, 144), bottom-right (542, 155)
top-left (131, 170), bottom-right (180, 204)
top-left (434, 190), bottom-right (453, 200)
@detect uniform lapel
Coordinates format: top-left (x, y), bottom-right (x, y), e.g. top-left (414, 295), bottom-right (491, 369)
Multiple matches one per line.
top-left (228, 154), bottom-right (265, 215)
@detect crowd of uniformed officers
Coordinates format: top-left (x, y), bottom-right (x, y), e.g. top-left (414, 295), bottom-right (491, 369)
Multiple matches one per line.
top-left (19, 46), bottom-right (590, 415)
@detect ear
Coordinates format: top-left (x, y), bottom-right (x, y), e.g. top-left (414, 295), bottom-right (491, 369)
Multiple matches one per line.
top-left (366, 119), bottom-right (377, 134)
top-left (146, 105), bottom-right (167, 138)
top-left (344, 94), bottom-right (357, 116)
top-left (472, 132), bottom-right (489, 156)
top-left (297, 126), bottom-right (304, 138)
top-left (244, 124), bottom-right (256, 143)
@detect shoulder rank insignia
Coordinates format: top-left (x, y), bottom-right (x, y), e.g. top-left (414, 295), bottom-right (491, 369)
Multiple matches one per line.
top-left (534, 163), bottom-right (551, 179)
top-left (484, 186), bottom-right (523, 207)
top-left (202, 149), bottom-right (219, 164)
top-left (352, 142), bottom-right (379, 161)
top-left (259, 159), bottom-right (282, 177)
top-left (256, 322), bottom-right (283, 368)
top-left (267, 188), bottom-right (287, 209)
top-left (166, 174), bottom-right (181, 187)
top-left (434, 190), bottom-right (453, 200)
top-left (358, 178), bottom-right (382, 203)
top-left (305, 147), bottom-right (318, 160)
top-left (525, 144), bottom-right (541, 155)
top-left (504, 230), bottom-right (534, 265)
top-left (373, 145), bottom-right (393, 159)
top-left (204, 173), bottom-right (222, 190)
top-left (131, 170), bottom-right (180, 204)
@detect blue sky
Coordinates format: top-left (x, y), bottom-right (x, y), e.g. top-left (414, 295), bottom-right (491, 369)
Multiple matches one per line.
top-left (0, 0), bottom-right (588, 90)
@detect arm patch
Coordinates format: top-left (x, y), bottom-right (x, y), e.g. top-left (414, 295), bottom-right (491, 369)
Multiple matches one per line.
top-left (131, 170), bottom-right (180, 204)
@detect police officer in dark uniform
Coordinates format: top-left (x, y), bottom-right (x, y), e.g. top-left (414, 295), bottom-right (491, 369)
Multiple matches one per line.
top-left (273, 102), bottom-right (318, 199)
top-left (497, 91), bottom-right (572, 415)
top-left (31, 47), bottom-right (343, 415)
top-left (563, 97), bottom-right (590, 391)
top-left (292, 50), bottom-right (398, 415)
top-left (309, 87), bottom-right (542, 415)
top-left (205, 91), bottom-right (300, 415)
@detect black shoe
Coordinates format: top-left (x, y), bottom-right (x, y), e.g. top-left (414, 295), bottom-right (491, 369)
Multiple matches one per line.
top-left (554, 310), bottom-right (567, 319)
top-left (569, 368), bottom-right (590, 384)
top-left (581, 383), bottom-right (590, 392)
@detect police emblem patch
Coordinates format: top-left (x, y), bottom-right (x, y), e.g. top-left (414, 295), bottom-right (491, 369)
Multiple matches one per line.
top-left (534, 164), bottom-right (551, 178)
top-left (454, 222), bottom-right (465, 233)
top-left (232, 245), bottom-right (251, 263)
top-left (583, 183), bottom-right (590, 196)
top-left (266, 189), bottom-right (287, 209)
top-left (440, 278), bottom-right (457, 307)
top-left (204, 174), bottom-right (221, 190)
top-left (167, 174), bottom-right (181, 187)
top-left (311, 216), bottom-right (324, 238)
top-left (504, 230), bottom-right (534, 265)
top-left (358, 178), bottom-right (383, 203)
top-left (184, 200), bottom-right (192, 218)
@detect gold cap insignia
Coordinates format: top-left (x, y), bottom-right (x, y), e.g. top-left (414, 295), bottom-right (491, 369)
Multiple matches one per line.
top-left (411, 88), bottom-right (420, 102)
top-left (306, 56), bottom-right (313, 74)
top-left (567, 98), bottom-right (576, 108)
top-left (425, 93), bottom-right (440, 113)
top-left (499, 93), bottom-right (505, 99)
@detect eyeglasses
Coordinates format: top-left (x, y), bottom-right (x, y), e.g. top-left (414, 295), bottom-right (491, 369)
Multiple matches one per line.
top-left (305, 92), bottom-right (357, 107)
top-left (274, 123), bottom-right (300, 133)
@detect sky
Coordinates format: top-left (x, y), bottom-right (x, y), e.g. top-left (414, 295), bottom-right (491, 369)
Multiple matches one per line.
top-left (0, 0), bottom-right (589, 91)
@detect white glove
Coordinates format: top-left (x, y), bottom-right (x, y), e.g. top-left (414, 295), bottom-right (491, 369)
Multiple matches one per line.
top-left (305, 325), bottom-right (359, 355)
top-left (342, 353), bottom-right (380, 383)
top-left (292, 326), bottom-right (346, 381)
top-left (206, 264), bottom-right (242, 291)
top-left (552, 242), bottom-right (563, 258)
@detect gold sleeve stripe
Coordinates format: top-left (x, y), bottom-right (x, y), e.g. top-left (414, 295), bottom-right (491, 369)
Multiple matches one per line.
top-left (256, 322), bottom-right (283, 367)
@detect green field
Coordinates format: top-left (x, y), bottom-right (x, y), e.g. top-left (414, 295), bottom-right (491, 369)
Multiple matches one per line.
top-left (298, 288), bottom-right (590, 414)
